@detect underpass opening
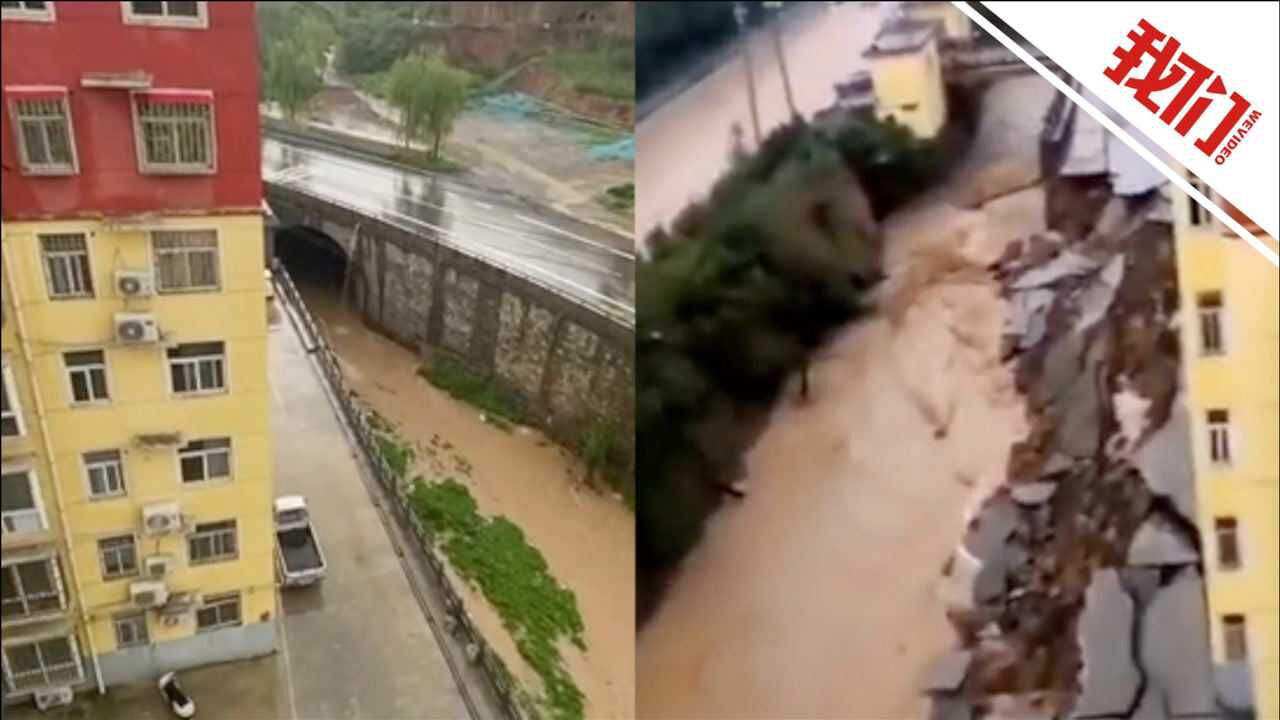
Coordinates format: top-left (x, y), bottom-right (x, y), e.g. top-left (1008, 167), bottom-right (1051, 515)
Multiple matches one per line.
top-left (275, 225), bottom-right (351, 310)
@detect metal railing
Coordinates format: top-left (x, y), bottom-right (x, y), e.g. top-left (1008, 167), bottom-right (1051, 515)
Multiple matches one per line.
top-left (271, 261), bottom-right (528, 720)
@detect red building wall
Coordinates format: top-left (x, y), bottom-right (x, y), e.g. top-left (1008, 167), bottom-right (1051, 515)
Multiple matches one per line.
top-left (1, 2), bottom-right (261, 221)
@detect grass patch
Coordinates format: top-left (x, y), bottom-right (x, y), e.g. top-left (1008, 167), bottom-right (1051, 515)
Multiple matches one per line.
top-left (411, 479), bottom-right (586, 720)
top-left (543, 42), bottom-right (635, 101)
top-left (599, 183), bottom-right (634, 214)
top-left (420, 357), bottom-right (524, 426)
top-left (374, 431), bottom-right (416, 479)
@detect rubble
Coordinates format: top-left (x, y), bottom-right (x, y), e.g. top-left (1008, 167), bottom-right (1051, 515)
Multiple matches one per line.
top-left (1010, 482), bottom-right (1057, 506)
top-left (1011, 250), bottom-right (1100, 290)
top-left (1140, 570), bottom-right (1218, 718)
top-left (1132, 395), bottom-right (1197, 524)
top-left (919, 650), bottom-right (974, 693)
top-left (1126, 516), bottom-right (1198, 566)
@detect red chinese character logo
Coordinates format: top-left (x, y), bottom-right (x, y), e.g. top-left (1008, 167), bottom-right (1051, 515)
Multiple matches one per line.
top-left (1105, 19), bottom-right (1260, 163)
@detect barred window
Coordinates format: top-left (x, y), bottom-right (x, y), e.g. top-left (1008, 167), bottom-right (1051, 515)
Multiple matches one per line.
top-left (188, 520), bottom-right (237, 564)
top-left (153, 230), bottom-right (219, 291)
top-left (2, 637), bottom-right (83, 692)
top-left (136, 99), bottom-right (212, 171)
top-left (1, 558), bottom-right (64, 620)
top-left (41, 233), bottom-right (93, 299)
top-left (11, 97), bottom-right (74, 173)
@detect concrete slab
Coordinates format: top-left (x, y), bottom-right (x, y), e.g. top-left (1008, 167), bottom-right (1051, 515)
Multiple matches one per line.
top-left (1007, 288), bottom-right (1056, 350)
top-left (1127, 516), bottom-right (1199, 566)
top-left (1075, 255), bottom-right (1125, 331)
top-left (1073, 569), bottom-right (1141, 718)
top-left (1142, 570), bottom-right (1217, 717)
top-left (963, 495), bottom-right (1022, 562)
top-left (1011, 482), bottom-right (1057, 506)
top-left (929, 694), bottom-right (974, 720)
top-left (1011, 251), bottom-right (1100, 290)
top-left (1133, 394), bottom-right (1197, 523)
top-left (919, 651), bottom-right (973, 693)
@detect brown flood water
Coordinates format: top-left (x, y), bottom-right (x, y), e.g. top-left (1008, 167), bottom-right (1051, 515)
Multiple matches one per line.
top-left (636, 189), bottom-right (1041, 718)
top-left (296, 278), bottom-right (636, 720)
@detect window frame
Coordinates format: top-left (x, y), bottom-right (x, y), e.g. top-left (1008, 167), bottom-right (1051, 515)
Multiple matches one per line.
top-left (1221, 614), bottom-right (1249, 662)
top-left (83, 450), bottom-right (127, 500)
top-left (129, 90), bottom-right (217, 174)
top-left (62, 349), bottom-right (111, 406)
top-left (1, 635), bottom-right (84, 694)
top-left (1195, 290), bottom-right (1227, 357)
top-left (97, 533), bottom-right (140, 582)
top-left (7, 92), bottom-right (78, 174)
top-left (1214, 516), bottom-right (1242, 571)
top-left (195, 591), bottom-right (241, 633)
top-left (113, 612), bottom-right (149, 649)
top-left (152, 229), bottom-right (222, 294)
top-left (167, 342), bottom-right (228, 397)
top-left (0, 467), bottom-right (48, 536)
top-left (1206, 408), bottom-right (1233, 467)
top-left (187, 520), bottom-right (237, 566)
top-left (120, 1), bottom-right (207, 28)
top-left (1, 555), bottom-right (66, 622)
top-left (0, 1), bottom-right (55, 23)
top-left (1, 361), bottom-right (26, 438)
top-left (176, 437), bottom-right (232, 487)
top-left (39, 232), bottom-right (95, 300)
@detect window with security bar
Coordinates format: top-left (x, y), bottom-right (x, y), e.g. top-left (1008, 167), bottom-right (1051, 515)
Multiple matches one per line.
top-left (135, 98), bottom-right (213, 172)
top-left (2, 636), bottom-right (83, 693)
top-left (40, 233), bottom-right (94, 299)
top-left (1, 557), bottom-right (65, 620)
top-left (154, 230), bottom-right (220, 292)
top-left (10, 96), bottom-right (75, 173)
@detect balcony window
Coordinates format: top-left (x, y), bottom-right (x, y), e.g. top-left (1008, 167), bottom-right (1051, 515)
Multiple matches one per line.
top-left (1, 636), bottom-right (83, 693)
top-left (9, 95), bottom-right (75, 173)
top-left (1, 363), bottom-right (24, 438)
top-left (122, 1), bottom-right (206, 28)
top-left (1, 557), bottom-right (65, 620)
top-left (0, 469), bottom-right (45, 535)
top-left (153, 230), bottom-right (220, 292)
top-left (40, 234), bottom-right (94, 300)
top-left (133, 92), bottom-right (214, 173)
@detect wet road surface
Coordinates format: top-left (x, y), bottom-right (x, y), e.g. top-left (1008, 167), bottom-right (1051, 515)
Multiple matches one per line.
top-left (637, 2), bottom-right (885, 241)
top-left (262, 137), bottom-right (635, 322)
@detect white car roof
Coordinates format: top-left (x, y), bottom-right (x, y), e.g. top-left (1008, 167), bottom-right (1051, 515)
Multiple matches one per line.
top-left (274, 495), bottom-right (307, 513)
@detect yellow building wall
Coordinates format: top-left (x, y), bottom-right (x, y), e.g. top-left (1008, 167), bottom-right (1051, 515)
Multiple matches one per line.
top-left (2, 214), bottom-right (274, 662)
top-left (869, 39), bottom-right (948, 140)
top-left (1173, 189), bottom-right (1280, 720)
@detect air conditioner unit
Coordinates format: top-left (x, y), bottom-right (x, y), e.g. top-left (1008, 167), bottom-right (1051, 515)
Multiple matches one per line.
top-left (141, 502), bottom-right (183, 536)
top-left (130, 580), bottom-right (169, 609)
top-left (32, 686), bottom-right (74, 711)
top-left (115, 269), bottom-right (155, 298)
top-left (144, 555), bottom-right (174, 579)
top-left (114, 313), bottom-right (160, 344)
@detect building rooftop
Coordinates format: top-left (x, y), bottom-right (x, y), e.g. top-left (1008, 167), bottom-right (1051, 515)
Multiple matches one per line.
top-left (864, 18), bottom-right (939, 57)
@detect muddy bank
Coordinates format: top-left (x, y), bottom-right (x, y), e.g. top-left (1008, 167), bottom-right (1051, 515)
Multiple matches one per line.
top-left (295, 278), bottom-right (636, 720)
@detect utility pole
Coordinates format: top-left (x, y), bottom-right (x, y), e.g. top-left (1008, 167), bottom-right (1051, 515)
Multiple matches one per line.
top-left (734, 2), bottom-right (762, 144)
top-left (766, 2), bottom-right (798, 120)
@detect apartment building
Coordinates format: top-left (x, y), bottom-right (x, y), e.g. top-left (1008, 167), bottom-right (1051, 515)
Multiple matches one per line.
top-left (1172, 180), bottom-right (1279, 719)
top-left (1, 1), bottom-right (274, 707)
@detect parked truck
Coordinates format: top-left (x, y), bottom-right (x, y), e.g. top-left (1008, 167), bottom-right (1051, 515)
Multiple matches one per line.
top-left (275, 496), bottom-right (327, 587)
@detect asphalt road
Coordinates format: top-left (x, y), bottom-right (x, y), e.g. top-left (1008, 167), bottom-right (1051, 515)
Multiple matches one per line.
top-left (262, 137), bottom-right (635, 323)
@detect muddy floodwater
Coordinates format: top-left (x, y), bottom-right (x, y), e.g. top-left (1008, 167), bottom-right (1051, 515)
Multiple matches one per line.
top-left (294, 278), bottom-right (636, 720)
top-left (637, 71), bottom-right (1057, 719)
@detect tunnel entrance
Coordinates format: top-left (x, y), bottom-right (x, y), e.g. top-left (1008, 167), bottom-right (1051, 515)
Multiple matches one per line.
top-left (275, 225), bottom-right (351, 307)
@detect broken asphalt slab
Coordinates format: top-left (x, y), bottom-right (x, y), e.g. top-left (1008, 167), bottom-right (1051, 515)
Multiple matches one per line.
top-left (1072, 569), bottom-right (1141, 718)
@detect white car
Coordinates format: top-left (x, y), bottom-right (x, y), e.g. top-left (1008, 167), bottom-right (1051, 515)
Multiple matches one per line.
top-left (158, 672), bottom-right (196, 719)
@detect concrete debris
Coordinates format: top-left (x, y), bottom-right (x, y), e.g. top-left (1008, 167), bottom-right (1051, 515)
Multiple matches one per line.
top-left (1117, 567), bottom-right (1161, 607)
top-left (1075, 255), bottom-right (1126, 331)
top-left (1011, 251), bottom-right (1100, 290)
top-left (1127, 516), bottom-right (1199, 566)
top-left (1213, 661), bottom-right (1255, 712)
top-left (1133, 395), bottom-right (1197, 524)
top-left (920, 650), bottom-right (974, 693)
top-left (1073, 569), bottom-right (1141, 718)
top-left (1007, 288), bottom-right (1057, 350)
top-left (986, 693), bottom-right (1056, 720)
top-left (1141, 570), bottom-right (1218, 718)
top-left (1112, 379), bottom-right (1153, 456)
top-left (1034, 331), bottom-right (1085, 408)
top-left (1052, 342), bottom-right (1104, 458)
top-left (1041, 453), bottom-right (1074, 477)
top-left (929, 694), bottom-right (974, 720)
top-left (963, 495), bottom-right (1021, 563)
top-left (1011, 481), bottom-right (1057, 506)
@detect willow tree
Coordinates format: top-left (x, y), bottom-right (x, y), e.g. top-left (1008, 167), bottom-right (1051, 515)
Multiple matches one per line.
top-left (385, 53), bottom-right (469, 159)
